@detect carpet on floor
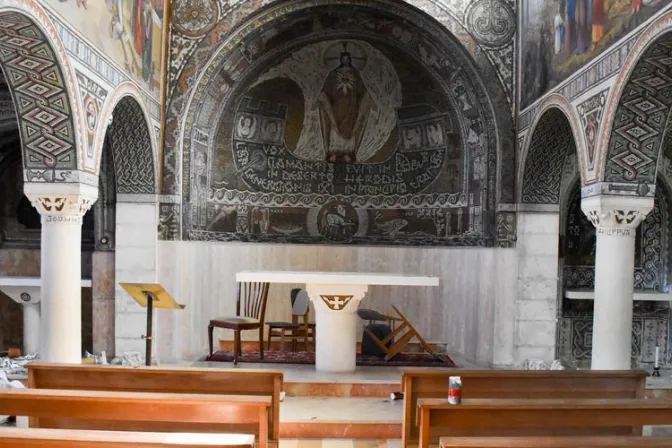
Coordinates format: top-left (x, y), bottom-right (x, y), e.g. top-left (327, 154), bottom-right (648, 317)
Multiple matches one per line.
top-left (206, 350), bottom-right (456, 367)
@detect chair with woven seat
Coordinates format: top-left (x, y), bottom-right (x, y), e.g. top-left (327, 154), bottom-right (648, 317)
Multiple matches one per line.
top-left (208, 281), bottom-right (270, 365)
top-left (266, 289), bottom-right (315, 352)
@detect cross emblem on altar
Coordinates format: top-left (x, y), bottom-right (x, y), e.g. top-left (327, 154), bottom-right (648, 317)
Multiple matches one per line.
top-left (320, 294), bottom-right (354, 311)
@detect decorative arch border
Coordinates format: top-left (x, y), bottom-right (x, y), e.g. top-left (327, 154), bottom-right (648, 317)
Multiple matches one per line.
top-left (164, 0), bottom-right (514, 196)
top-left (595, 9), bottom-right (672, 184)
top-left (0, 0), bottom-right (86, 181)
top-left (518, 94), bottom-right (588, 203)
top-left (93, 82), bottom-right (159, 194)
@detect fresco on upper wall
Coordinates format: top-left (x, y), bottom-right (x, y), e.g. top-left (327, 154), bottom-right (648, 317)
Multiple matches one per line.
top-left (520, 0), bottom-right (672, 109)
top-left (41, 0), bottom-right (165, 96)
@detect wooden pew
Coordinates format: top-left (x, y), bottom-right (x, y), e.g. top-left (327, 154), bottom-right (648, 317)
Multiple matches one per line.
top-left (27, 363), bottom-right (283, 443)
top-left (401, 369), bottom-right (647, 448)
top-left (0, 388), bottom-right (270, 448)
top-left (418, 398), bottom-right (672, 448)
top-left (0, 428), bottom-right (255, 448)
top-left (439, 436), bottom-right (672, 448)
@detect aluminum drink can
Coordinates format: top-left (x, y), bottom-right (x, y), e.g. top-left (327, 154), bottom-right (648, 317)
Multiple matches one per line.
top-left (448, 376), bottom-right (462, 405)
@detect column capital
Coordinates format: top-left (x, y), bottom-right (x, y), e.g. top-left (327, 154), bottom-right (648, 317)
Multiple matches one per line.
top-left (24, 182), bottom-right (98, 222)
top-left (581, 194), bottom-right (653, 234)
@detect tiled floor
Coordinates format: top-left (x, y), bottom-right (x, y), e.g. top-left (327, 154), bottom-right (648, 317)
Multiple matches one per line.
top-left (281, 397), bottom-right (401, 423)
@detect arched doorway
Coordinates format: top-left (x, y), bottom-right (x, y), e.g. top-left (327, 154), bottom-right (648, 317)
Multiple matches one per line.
top-left (91, 90), bottom-right (157, 359)
top-left (518, 104), bottom-right (581, 362)
top-left (0, 8), bottom-right (96, 357)
top-left (558, 178), bottom-right (671, 367)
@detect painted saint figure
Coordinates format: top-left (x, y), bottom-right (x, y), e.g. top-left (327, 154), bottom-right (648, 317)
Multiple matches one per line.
top-left (131, 0), bottom-right (153, 84)
top-left (317, 45), bottom-right (374, 163)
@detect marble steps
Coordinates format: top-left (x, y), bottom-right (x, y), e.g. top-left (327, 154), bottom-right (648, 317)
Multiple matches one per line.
top-left (279, 396), bottom-right (402, 439)
top-left (284, 381), bottom-right (400, 398)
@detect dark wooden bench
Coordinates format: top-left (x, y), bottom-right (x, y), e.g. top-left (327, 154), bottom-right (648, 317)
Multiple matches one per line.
top-left (0, 388), bottom-right (270, 448)
top-left (418, 398), bottom-right (672, 448)
top-left (27, 363), bottom-right (283, 443)
top-left (0, 427), bottom-right (255, 448)
top-left (439, 436), bottom-right (672, 448)
top-left (401, 369), bottom-right (647, 448)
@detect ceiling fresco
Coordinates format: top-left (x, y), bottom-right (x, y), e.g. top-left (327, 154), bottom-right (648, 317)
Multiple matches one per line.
top-left (170, 1), bottom-right (514, 246)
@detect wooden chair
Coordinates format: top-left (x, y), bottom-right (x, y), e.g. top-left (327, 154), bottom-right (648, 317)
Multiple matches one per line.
top-left (266, 289), bottom-right (315, 352)
top-left (362, 305), bottom-right (443, 362)
top-left (208, 282), bottom-right (270, 365)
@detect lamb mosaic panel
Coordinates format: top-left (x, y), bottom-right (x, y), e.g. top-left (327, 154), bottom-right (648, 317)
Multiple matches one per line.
top-left (0, 12), bottom-right (76, 176)
top-left (172, 1), bottom-right (514, 246)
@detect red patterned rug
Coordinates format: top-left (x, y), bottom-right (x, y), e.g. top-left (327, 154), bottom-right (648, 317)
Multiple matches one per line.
top-left (206, 350), bottom-right (456, 367)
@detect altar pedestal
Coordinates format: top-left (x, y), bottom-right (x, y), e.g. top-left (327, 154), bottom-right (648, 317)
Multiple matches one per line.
top-left (236, 271), bottom-right (439, 372)
top-left (0, 277), bottom-right (92, 356)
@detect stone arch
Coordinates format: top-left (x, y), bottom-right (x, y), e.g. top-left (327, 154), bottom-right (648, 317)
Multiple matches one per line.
top-left (95, 85), bottom-right (157, 195)
top-left (165, 0), bottom-right (515, 199)
top-left (519, 97), bottom-right (586, 204)
top-left (173, 0), bottom-right (508, 246)
top-left (596, 9), bottom-right (672, 187)
top-left (0, 1), bottom-right (85, 182)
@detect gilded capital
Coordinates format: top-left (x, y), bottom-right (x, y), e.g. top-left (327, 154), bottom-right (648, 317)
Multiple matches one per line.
top-left (581, 195), bottom-right (653, 234)
top-left (23, 182), bottom-right (99, 223)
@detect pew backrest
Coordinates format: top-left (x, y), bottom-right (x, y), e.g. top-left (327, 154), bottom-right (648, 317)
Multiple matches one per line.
top-left (27, 363), bottom-right (283, 441)
top-left (418, 398), bottom-right (669, 448)
top-left (401, 369), bottom-right (647, 448)
top-left (0, 428), bottom-right (256, 448)
top-left (439, 436), bottom-right (672, 448)
top-left (0, 388), bottom-right (270, 448)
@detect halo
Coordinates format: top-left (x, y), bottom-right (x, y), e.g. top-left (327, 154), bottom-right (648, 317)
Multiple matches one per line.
top-left (323, 41), bottom-right (367, 71)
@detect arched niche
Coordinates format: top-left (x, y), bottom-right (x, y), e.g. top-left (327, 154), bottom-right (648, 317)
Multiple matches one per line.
top-left (180, 2), bottom-right (506, 247)
top-left (557, 179), bottom-right (672, 366)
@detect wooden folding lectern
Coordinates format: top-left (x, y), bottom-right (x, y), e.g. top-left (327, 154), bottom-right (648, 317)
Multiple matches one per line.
top-left (119, 283), bottom-right (185, 366)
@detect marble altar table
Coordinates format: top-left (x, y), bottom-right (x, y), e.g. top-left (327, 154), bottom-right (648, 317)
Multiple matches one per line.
top-left (236, 271), bottom-right (440, 372)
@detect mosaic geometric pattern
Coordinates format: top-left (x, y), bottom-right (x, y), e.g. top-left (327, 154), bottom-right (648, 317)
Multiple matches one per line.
top-left (557, 315), bottom-right (670, 367)
top-left (521, 108), bottom-right (577, 204)
top-left (604, 35), bottom-right (672, 184)
top-left (75, 71), bottom-right (107, 163)
top-left (577, 89), bottom-right (608, 171)
top-left (465, 0), bottom-right (515, 48)
top-left (107, 97), bottom-right (155, 194)
top-left (0, 11), bottom-right (76, 172)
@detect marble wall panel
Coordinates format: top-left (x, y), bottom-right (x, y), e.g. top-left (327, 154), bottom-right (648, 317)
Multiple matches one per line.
top-left (114, 202), bottom-right (158, 358)
top-left (154, 241), bottom-right (519, 366)
top-left (515, 212), bottom-right (561, 363)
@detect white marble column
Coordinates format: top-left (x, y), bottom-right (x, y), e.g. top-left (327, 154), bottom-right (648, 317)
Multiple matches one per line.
top-left (582, 195), bottom-right (653, 370)
top-left (24, 183), bottom-right (98, 363)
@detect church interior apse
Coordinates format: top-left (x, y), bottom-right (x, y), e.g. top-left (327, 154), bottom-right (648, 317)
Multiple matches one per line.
top-left (174, 2), bottom-right (514, 247)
